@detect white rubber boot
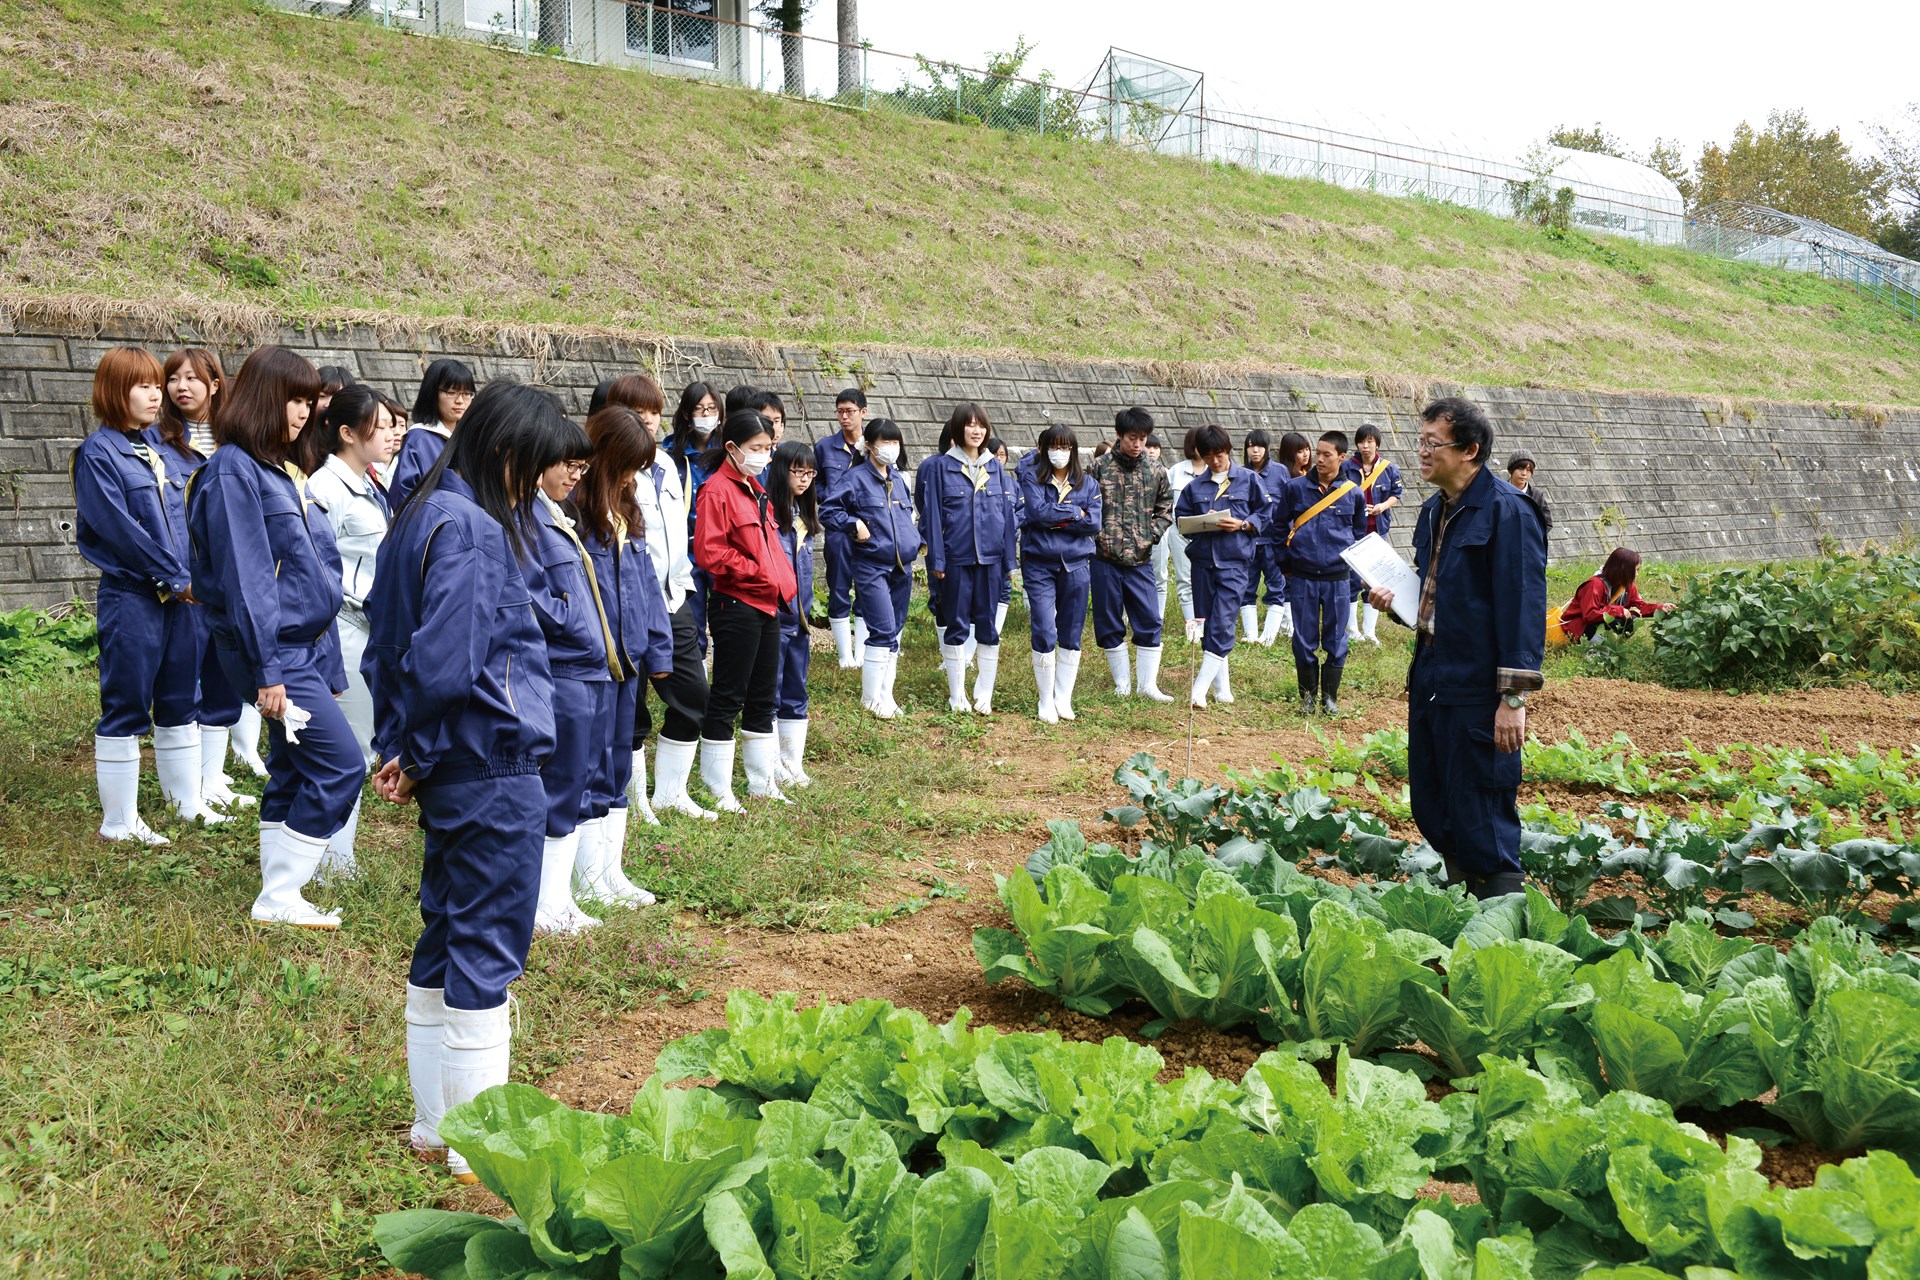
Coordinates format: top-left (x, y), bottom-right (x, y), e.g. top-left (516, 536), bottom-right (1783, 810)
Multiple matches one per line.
top-left (651, 737), bottom-right (715, 820)
top-left (1347, 600), bottom-right (1363, 642)
top-left (1362, 603), bottom-right (1381, 644)
top-left (1279, 604), bottom-right (1296, 640)
top-left (852, 617), bottom-right (870, 659)
top-left (1191, 651), bottom-right (1224, 708)
top-left (776, 719), bottom-right (812, 787)
top-left (831, 615), bottom-right (857, 669)
top-left (940, 643), bottom-right (971, 712)
top-left (883, 650), bottom-right (902, 717)
top-left (1259, 607), bottom-right (1286, 648)
top-left (627, 749), bottom-right (660, 825)
top-left (154, 724), bottom-right (228, 825)
top-left (198, 723), bottom-right (255, 809)
top-left (994, 601), bottom-right (1009, 637)
top-left (1032, 650), bottom-right (1058, 724)
top-left (861, 646), bottom-right (897, 719)
top-left (961, 631), bottom-right (978, 671)
top-left (252, 825), bottom-right (341, 929)
top-left (742, 730), bottom-right (789, 802)
top-left (595, 804), bottom-right (654, 906)
top-left (971, 644), bottom-right (1001, 715)
top-left (1135, 645), bottom-right (1175, 702)
top-left (442, 1000), bottom-right (511, 1185)
top-left (1238, 606), bottom-right (1259, 646)
top-left (1213, 653), bottom-right (1235, 704)
top-left (406, 983), bottom-right (447, 1157)
top-left (699, 737), bottom-right (745, 813)
top-left (95, 734), bottom-right (169, 845)
top-left (533, 830), bottom-right (599, 934)
top-left (231, 704), bottom-right (268, 777)
top-left (1054, 648), bottom-right (1082, 721)
top-left (1104, 645), bottom-right (1131, 696)
top-left (317, 795), bottom-right (362, 883)
top-left (571, 814), bottom-right (609, 903)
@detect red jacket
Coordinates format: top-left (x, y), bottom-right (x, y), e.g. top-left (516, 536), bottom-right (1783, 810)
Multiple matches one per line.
top-left (693, 458), bottom-right (797, 616)
top-left (1561, 575), bottom-right (1665, 640)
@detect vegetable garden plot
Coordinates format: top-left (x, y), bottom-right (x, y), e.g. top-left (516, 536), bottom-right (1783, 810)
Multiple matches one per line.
top-left (379, 991), bottom-right (1920, 1279)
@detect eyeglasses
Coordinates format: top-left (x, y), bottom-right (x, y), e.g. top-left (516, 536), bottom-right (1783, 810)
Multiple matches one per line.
top-left (1416, 439), bottom-right (1469, 455)
top-left (564, 460), bottom-right (592, 478)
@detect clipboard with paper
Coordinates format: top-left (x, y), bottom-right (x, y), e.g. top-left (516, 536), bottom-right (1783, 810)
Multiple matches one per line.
top-left (1339, 533), bottom-right (1421, 628)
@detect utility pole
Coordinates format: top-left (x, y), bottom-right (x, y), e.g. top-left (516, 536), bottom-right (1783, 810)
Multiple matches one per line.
top-left (836, 0), bottom-right (858, 99)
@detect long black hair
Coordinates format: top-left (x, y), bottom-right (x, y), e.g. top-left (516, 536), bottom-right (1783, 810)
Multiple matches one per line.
top-left (667, 380), bottom-right (722, 468)
top-left (767, 440), bottom-right (819, 534)
top-left (1034, 422), bottom-right (1083, 488)
top-left (698, 410), bottom-right (775, 476)
top-left (1243, 427), bottom-right (1273, 472)
top-left (398, 381), bottom-right (586, 559)
top-left (410, 358), bottom-right (477, 427)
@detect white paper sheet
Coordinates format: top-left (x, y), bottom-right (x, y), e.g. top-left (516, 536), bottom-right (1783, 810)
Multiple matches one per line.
top-left (1339, 533), bottom-right (1421, 628)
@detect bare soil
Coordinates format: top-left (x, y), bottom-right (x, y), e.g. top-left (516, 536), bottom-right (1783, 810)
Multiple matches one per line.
top-left (544, 675), bottom-right (1920, 1188)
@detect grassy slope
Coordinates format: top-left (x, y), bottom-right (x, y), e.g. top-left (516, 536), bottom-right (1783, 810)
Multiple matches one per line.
top-left (4, 0), bottom-right (1920, 405)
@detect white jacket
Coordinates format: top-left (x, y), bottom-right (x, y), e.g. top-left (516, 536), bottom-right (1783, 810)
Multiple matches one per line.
top-left (635, 459), bottom-right (694, 612)
top-left (304, 455), bottom-right (390, 612)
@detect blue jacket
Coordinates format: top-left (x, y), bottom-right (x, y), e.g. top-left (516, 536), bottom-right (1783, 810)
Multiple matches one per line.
top-left (387, 426), bottom-right (450, 511)
top-left (1279, 470), bottom-right (1369, 578)
top-left (582, 522), bottom-right (675, 681)
top-left (1015, 453), bottom-right (1101, 566)
top-left (1344, 455), bottom-right (1406, 540)
top-left (662, 437), bottom-right (714, 538)
top-left (185, 447), bottom-right (344, 688)
top-left (1176, 465), bottom-right (1272, 568)
top-left (920, 451), bottom-right (1017, 573)
top-left (812, 433), bottom-right (865, 507)
top-left (71, 425), bottom-right (192, 596)
top-left (363, 469), bottom-right (555, 783)
top-left (1408, 465), bottom-right (1548, 706)
top-left (520, 498), bottom-right (615, 682)
top-left (778, 519), bottom-right (816, 631)
top-left (821, 460), bottom-right (923, 570)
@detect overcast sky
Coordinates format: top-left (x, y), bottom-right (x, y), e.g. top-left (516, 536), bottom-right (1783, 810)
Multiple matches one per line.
top-left (795, 1), bottom-right (1917, 167)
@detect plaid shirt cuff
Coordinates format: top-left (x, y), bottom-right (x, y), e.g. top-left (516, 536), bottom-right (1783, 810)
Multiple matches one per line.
top-left (1497, 667), bottom-right (1544, 693)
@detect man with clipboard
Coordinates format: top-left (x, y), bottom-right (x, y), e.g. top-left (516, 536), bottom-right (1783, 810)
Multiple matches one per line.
top-left (1366, 398), bottom-right (1546, 901)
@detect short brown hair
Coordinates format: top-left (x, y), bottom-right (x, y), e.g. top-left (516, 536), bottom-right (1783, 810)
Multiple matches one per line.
top-left (215, 346), bottom-right (323, 465)
top-left (602, 374), bottom-right (665, 416)
top-left (91, 347), bottom-right (165, 433)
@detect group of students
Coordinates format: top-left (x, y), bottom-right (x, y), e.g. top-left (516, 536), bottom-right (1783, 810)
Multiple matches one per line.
top-left (70, 340), bottom-right (1586, 1182)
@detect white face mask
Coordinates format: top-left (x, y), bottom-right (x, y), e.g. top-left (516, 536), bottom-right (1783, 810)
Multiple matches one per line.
top-left (1047, 449), bottom-right (1073, 470)
top-left (873, 443), bottom-right (900, 466)
top-left (732, 447), bottom-right (771, 477)
top-left (692, 414), bottom-right (719, 436)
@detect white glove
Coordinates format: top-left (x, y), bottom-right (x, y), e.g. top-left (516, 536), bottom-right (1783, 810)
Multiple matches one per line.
top-left (1185, 618), bottom-right (1205, 644)
top-left (281, 700), bottom-right (313, 744)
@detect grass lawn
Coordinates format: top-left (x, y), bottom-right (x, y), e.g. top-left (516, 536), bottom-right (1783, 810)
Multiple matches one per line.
top-left (4, 0), bottom-right (1919, 406)
top-left (0, 555), bottom-right (1700, 1277)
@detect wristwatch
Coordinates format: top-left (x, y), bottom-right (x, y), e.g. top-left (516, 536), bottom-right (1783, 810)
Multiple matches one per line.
top-left (1502, 692), bottom-right (1528, 710)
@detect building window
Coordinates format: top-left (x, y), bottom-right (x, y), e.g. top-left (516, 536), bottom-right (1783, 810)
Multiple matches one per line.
top-left (469, 0), bottom-right (566, 41)
top-left (626, 0), bottom-right (718, 66)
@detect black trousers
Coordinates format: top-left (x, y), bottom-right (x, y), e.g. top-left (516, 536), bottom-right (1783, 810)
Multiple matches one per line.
top-left (635, 598), bottom-right (711, 746)
top-left (701, 591), bottom-right (783, 739)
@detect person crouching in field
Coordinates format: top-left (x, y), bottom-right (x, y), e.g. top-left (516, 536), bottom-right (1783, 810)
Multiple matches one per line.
top-left (364, 381), bottom-right (562, 1185)
top-left (1176, 424), bottom-right (1271, 708)
top-left (1557, 547), bottom-right (1670, 641)
top-left (1280, 430), bottom-right (1369, 715)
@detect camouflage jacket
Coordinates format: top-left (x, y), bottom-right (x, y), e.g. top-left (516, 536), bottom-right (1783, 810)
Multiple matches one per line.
top-left (1088, 452), bottom-right (1173, 567)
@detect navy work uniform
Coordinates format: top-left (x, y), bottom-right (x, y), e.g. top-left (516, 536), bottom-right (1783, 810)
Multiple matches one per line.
top-left (813, 431), bottom-right (865, 660)
top-left (148, 425), bottom-right (246, 739)
top-left (1405, 464), bottom-right (1547, 893)
top-left (188, 445), bottom-right (364, 925)
top-left (1015, 453), bottom-right (1102, 724)
top-left (385, 423), bottom-right (450, 512)
top-left (774, 510), bottom-right (816, 783)
top-left (1344, 451), bottom-right (1405, 641)
top-left (821, 456), bottom-right (922, 719)
top-left (1280, 467), bottom-right (1369, 708)
top-left (363, 467), bottom-right (556, 1176)
top-left (1175, 463), bottom-right (1272, 658)
top-left (922, 446), bottom-right (1017, 714)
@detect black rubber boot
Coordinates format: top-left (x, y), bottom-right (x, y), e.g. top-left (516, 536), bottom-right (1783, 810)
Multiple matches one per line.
top-left (1295, 657), bottom-right (1319, 714)
top-left (1469, 872), bottom-right (1527, 901)
top-left (1321, 662), bottom-right (1344, 716)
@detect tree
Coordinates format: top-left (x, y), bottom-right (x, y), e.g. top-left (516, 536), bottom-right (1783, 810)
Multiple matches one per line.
top-left (1868, 102), bottom-right (1920, 217)
top-left (1876, 209), bottom-right (1920, 259)
top-left (1693, 109), bottom-right (1889, 236)
top-left (756, 0), bottom-right (814, 96)
top-left (1548, 123), bottom-right (1628, 159)
top-left (1645, 137), bottom-right (1695, 206)
top-left (836, 0), bottom-right (859, 100)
